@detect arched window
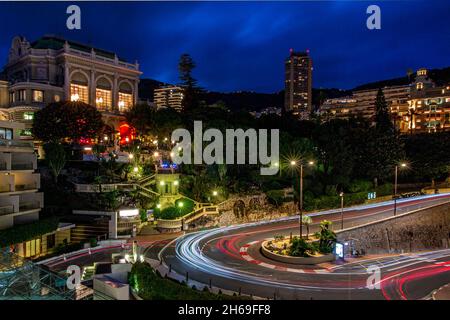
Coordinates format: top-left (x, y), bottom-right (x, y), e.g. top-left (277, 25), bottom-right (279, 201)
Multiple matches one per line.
top-left (96, 77), bottom-right (112, 111)
top-left (70, 72), bottom-right (89, 103)
top-left (118, 81), bottom-right (133, 112)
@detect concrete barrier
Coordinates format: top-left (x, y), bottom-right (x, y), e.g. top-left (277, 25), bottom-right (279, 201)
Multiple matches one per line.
top-left (337, 201), bottom-right (450, 254)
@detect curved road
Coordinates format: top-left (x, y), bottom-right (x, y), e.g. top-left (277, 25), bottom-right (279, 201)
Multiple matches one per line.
top-left (152, 194), bottom-right (450, 300)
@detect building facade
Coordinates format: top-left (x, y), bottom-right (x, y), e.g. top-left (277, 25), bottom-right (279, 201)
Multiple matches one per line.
top-left (284, 49), bottom-right (312, 118)
top-left (153, 85), bottom-right (184, 111)
top-left (0, 120), bottom-right (42, 230)
top-left (0, 35), bottom-right (142, 135)
top-left (321, 85), bottom-right (410, 121)
top-left (320, 68), bottom-right (450, 134)
top-left (391, 69), bottom-right (450, 134)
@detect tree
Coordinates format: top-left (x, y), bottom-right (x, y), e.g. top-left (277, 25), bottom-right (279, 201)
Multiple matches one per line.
top-left (302, 215), bottom-right (313, 239)
top-left (314, 220), bottom-right (336, 254)
top-left (374, 88), bottom-right (393, 132)
top-left (101, 190), bottom-right (121, 212)
top-left (125, 103), bottom-right (155, 137)
top-left (43, 142), bottom-right (66, 183)
top-left (32, 101), bottom-right (104, 143)
top-left (178, 53), bottom-right (202, 111)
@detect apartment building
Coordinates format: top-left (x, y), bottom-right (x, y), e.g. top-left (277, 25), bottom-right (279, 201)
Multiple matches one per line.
top-left (284, 49), bottom-right (312, 119)
top-left (153, 85), bottom-right (184, 111)
top-left (0, 120), bottom-right (42, 230)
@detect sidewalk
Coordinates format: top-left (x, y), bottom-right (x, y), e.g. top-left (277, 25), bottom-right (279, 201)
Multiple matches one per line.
top-left (433, 283), bottom-right (450, 300)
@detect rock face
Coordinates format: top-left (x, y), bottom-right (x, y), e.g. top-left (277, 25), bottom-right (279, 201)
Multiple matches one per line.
top-left (337, 201), bottom-right (450, 254)
top-left (213, 194), bottom-right (297, 227)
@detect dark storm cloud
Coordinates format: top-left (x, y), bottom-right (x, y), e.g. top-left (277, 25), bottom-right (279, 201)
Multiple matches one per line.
top-left (0, 1), bottom-right (448, 92)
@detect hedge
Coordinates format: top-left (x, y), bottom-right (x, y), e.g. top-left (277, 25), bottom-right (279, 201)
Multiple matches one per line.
top-left (0, 216), bottom-right (60, 248)
top-left (153, 198), bottom-right (196, 220)
top-left (129, 262), bottom-right (248, 300)
top-left (304, 184), bottom-right (393, 212)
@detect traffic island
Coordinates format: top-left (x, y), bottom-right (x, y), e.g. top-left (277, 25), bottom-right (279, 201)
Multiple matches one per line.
top-left (260, 220), bottom-right (337, 265)
top-left (432, 283), bottom-right (450, 300)
top-left (261, 239), bottom-right (335, 265)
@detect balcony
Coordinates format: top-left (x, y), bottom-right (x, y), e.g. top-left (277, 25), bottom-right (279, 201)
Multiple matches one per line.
top-left (0, 139), bottom-right (34, 150)
top-left (0, 185), bottom-right (12, 193)
top-left (11, 163), bottom-right (34, 170)
top-left (19, 201), bottom-right (41, 212)
top-left (15, 183), bottom-right (38, 191)
top-left (0, 205), bottom-right (14, 216)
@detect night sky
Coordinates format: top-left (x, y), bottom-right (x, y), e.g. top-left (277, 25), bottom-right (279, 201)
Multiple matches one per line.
top-left (0, 1), bottom-right (449, 93)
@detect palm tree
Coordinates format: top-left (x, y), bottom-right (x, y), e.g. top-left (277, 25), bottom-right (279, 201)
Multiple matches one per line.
top-left (302, 215), bottom-right (313, 239)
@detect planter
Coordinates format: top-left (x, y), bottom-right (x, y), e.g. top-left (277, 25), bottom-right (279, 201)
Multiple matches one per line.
top-left (261, 240), bottom-right (335, 265)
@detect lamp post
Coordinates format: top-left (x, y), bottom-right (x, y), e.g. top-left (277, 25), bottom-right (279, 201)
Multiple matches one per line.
top-left (290, 160), bottom-right (314, 239)
top-left (393, 163), bottom-right (407, 216)
top-left (339, 192), bottom-right (344, 229)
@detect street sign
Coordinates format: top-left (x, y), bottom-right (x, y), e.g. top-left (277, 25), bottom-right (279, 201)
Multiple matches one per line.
top-left (367, 192), bottom-right (377, 200)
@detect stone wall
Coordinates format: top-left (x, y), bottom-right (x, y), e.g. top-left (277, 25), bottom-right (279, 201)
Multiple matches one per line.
top-left (214, 195), bottom-right (297, 227)
top-left (337, 201), bottom-right (450, 254)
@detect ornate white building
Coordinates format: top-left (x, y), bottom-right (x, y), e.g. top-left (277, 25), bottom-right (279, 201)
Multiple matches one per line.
top-left (0, 35), bottom-right (142, 137)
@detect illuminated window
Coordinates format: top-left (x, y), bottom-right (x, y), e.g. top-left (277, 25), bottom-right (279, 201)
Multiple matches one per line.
top-left (0, 127), bottom-right (13, 140)
top-left (416, 82), bottom-right (423, 90)
top-left (20, 129), bottom-right (32, 136)
top-left (118, 92), bottom-right (132, 112)
top-left (32, 90), bottom-right (44, 102)
top-left (95, 88), bottom-right (112, 111)
top-left (70, 84), bottom-right (88, 103)
top-left (9, 92), bottom-right (15, 103)
top-left (23, 112), bottom-right (34, 120)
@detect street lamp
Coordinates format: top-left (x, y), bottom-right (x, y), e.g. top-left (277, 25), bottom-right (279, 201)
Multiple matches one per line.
top-left (290, 159), bottom-right (314, 238)
top-left (339, 192), bottom-right (344, 229)
top-left (394, 162), bottom-right (408, 216)
top-left (212, 190), bottom-right (218, 196)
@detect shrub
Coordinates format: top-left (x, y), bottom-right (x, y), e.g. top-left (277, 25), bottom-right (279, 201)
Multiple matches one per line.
top-left (175, 198), bottom-right (195, 216)
top-left (348, 180), bottom-right (372, 193)
top-left (129, 262), bottom-right (247, 300)
top-left (266, 190), bottom-right (286, 207)
top-left (288, 236), bottom-right (315, 257)
top-left (314, 220), bottom-right (336, 254)
top-left (89, 238), bottom-right (98, 248)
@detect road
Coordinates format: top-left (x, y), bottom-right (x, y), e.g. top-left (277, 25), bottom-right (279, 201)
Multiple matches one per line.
top-left (151, 194), bottom-right (450, 300)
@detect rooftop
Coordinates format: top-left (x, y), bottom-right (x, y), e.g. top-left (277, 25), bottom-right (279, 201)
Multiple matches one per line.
top-left (30, 35), bottom-right (129, 63)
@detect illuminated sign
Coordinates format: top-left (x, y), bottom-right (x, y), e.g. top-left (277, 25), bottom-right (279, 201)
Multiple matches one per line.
top-left (119, 209), bottom-right (139, 217)
top-left (335, 242), bottom-right (344, 258)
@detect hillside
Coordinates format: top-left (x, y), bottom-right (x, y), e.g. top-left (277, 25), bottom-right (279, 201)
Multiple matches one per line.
top-left (138, 65), bottom-right (450, 111)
